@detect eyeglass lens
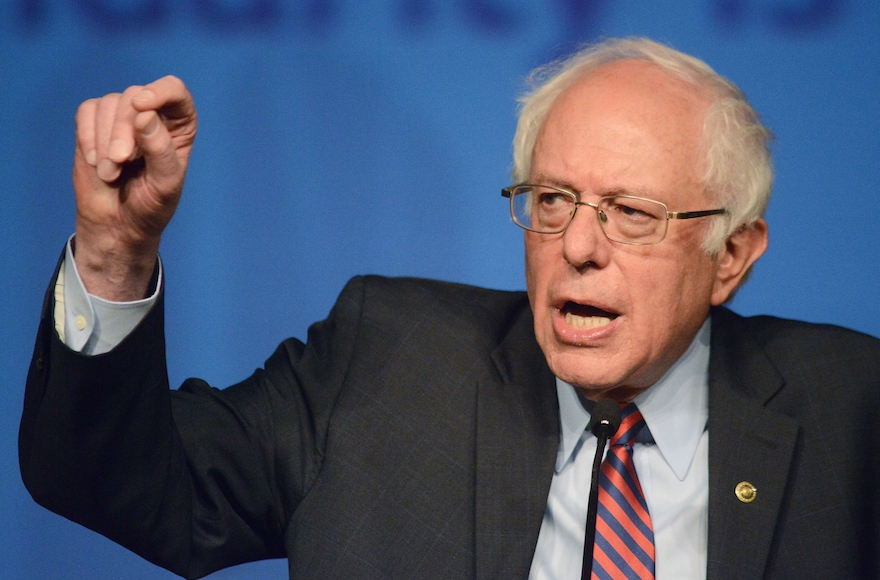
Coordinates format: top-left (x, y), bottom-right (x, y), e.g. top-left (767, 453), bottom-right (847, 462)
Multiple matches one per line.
top-left (510, 185), bottom-right (668, 243)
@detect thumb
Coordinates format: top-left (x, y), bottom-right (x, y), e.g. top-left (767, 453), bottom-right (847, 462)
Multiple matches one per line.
top-left (133, 110), bottom-right (183, 190)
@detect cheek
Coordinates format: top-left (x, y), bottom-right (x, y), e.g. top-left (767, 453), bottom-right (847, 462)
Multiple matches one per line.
top-left (623, 266), bottom-right (675, 350)
top-left (524, 237), bottom-right (562, 352)
top-left (623, 251), bottom-right (713, 328)
top-left (524, 236), bottom-right (552, 302)
top-left (672, 272), bottom-right (718, 339)
top-left (524, 244), bottom-right (536, 303)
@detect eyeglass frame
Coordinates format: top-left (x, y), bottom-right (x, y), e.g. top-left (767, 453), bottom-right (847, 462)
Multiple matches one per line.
top-left (501, 183), bottom-right (727, 245)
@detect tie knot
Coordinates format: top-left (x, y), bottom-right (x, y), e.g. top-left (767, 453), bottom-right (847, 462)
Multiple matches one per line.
top-left (610, 403), bottom-right (645, 448)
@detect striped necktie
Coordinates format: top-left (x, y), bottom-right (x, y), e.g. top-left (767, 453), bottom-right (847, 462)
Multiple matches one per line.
top-left (591, 403), bottom-right (655, 579)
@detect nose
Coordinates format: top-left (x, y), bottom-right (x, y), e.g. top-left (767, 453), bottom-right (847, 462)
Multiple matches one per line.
top-left (561, 202), bottom-right (611, 269)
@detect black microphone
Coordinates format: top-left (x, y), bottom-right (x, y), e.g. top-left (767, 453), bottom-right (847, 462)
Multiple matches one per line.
top-left (581, 398), bottom-right (622, 580)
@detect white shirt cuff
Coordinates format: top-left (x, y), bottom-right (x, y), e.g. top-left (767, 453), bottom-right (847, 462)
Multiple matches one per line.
top-left (56, 236), bottom-right (161, 355)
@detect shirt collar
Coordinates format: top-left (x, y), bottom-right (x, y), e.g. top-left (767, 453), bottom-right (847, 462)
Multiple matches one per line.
top-left (554, 317), bottom-right (711, 481)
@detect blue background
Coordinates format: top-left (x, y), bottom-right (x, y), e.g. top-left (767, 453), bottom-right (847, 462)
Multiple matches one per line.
top-left (2, 1), bottom-right (878, 578)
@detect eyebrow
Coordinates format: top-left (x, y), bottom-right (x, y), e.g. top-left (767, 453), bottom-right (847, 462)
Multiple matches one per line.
top-left (530, 174), bottom-right (576, 191)
top-left (529, 174), bottom-right (649, 200)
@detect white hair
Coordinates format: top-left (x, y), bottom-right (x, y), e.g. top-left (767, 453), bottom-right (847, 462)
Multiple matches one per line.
top-left (512, 37), bottom-right (773, 255)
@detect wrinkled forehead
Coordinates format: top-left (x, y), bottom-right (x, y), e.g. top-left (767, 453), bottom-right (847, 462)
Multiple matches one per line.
top-left (533, 60), bottom-right (712, 199)
top-left (545, 59), bottom-right (711, 145)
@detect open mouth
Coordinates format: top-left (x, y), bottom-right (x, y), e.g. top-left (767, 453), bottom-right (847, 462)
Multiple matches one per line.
top-left (560, 301), bottom-right (619, 330)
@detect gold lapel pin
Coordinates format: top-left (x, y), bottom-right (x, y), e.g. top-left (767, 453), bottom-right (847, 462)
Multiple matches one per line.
top-left (735, 481), bottom-right (757, 503)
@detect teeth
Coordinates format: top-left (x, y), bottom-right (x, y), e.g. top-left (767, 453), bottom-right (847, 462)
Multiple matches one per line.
top-left (565, 312), bottom-right (612, 329)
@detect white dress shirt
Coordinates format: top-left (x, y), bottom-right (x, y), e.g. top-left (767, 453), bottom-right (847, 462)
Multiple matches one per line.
top-left (529, 321), bottom-right (710, 580)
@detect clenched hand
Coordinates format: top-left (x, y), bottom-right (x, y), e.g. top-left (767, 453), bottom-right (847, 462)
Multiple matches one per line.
top-left (72, 75), bottom-right (197, 301)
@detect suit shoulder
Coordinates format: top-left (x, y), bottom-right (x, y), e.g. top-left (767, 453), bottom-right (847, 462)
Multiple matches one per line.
top-left (338, 275), bottom-right (531, 347)
top-left (713, 306), bottom-right (880, 376)
top-left (719, 307), bottom-right (879, 347)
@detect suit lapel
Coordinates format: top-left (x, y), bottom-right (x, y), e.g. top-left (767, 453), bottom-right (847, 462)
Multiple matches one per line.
top-left (475, 307), bottom-right (558, 580)
top-left (706, 308), bottom-right (800, 580)
top-left (470, 304), bottom-right (801, 579)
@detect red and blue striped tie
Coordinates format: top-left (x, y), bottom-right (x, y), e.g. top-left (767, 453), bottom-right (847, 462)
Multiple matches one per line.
top-left (591, 403), bottom-right (655, 579)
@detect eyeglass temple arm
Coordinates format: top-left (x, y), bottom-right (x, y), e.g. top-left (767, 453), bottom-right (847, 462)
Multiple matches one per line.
top-left (668, 208), bottom-right (727, 220)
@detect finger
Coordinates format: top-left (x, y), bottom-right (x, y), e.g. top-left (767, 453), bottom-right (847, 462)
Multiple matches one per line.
top-left (106, 85), bottom-right (145, 165)
top-left (133, 109), bottom-right (182, 192)
top-left (94, 93), bottom-right (123, 182)
top-left (131, 75), bottom-right (195, 124)
top-left (75, 98), bottom-right (99, 167)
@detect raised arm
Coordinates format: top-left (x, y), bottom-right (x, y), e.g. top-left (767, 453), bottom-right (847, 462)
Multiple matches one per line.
top-left (72, 75), bottom-right (196, 301)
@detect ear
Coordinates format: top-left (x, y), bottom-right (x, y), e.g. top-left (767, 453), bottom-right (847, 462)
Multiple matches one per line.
top-left (711, 218), bottom-right (769, 305)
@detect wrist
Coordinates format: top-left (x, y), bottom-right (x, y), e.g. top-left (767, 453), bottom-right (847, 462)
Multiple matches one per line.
top-left (72, 228), bottom-right (160, 301)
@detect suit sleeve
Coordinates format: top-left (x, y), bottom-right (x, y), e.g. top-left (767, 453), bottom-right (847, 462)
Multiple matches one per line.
top-left (19, 264), bottom-right (367, 579)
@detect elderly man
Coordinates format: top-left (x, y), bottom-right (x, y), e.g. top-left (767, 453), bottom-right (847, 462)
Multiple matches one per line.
top-left (20, 38), bottom-right (879, 579)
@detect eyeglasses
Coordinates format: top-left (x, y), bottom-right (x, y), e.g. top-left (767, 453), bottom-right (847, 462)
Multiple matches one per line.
top-left (502, 183), bottom-right (727, 245)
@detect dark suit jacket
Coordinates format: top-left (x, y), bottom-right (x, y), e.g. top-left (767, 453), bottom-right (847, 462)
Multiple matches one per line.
top-left (19, 275), bottom-right (880, 579)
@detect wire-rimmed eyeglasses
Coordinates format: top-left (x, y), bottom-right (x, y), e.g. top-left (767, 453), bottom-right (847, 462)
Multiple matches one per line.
top-left (502, 183), bottom-right (727, 245)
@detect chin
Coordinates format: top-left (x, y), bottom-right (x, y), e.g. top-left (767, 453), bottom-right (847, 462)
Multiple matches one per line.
top-left (544, 348), bottom-right (623, 392)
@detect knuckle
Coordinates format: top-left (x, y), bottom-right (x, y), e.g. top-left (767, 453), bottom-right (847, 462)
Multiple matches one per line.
top-left (97, 93), bottom-right (122, 112)
top-left (163, 75), bottom-right (189, 97)
top-left (75, 99), bottom-right (97, 122)
top-left (122, 85), bottom-right (145, 99)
